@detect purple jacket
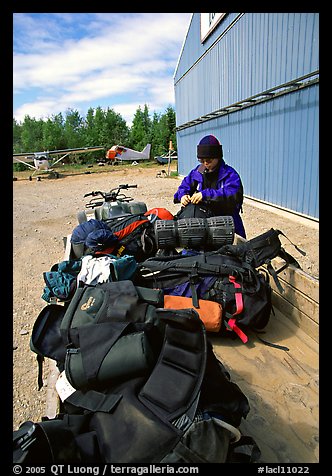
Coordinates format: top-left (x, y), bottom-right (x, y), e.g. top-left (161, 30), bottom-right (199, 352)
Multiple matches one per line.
top-left (174, 160), bottom-right (246, 238)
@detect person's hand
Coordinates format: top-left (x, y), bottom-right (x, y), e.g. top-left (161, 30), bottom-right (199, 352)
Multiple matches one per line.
top-left (180, 194), bottom-right (191, 206)
top-left (190, 192), bottom-right (203, 204)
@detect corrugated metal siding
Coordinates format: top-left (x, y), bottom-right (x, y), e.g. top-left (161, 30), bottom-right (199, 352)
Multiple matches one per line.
top-left (174, 13), bottom-right (241, 82)
top-left (176, 84), bottom-right (319, 219)
top-left (174, 13), bottom-right (319, 127)
top-left (174, 12), bottom-right (319, 220)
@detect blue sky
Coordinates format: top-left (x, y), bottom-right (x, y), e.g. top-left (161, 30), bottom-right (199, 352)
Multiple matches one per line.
top-left (13, 13), bottom-right (192, 126)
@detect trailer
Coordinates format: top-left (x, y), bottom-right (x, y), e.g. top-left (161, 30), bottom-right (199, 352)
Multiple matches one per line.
top-left (45, 234), bottom-right (319, 463)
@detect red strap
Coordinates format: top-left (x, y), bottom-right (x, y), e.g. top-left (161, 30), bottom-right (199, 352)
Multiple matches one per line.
top-left (227, 318), bottom-right (248, 343)
top-left (229, 275), bottom-right (243, 315)
top-left (94, 246), bottom-right (116, 255)
top-left (114, 219), bottom-right (148, 241)
top-left (227, 275), bottom-right (248, 343)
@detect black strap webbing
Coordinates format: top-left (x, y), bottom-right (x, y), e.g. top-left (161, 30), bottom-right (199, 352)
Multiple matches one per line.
top-left (255, 333), bottom-right (289, 352)
top-left (37, 355), bottom-right (44, 390)
top-left (266, 261), bottom-right (284, 293)
top-left (65, 390), bottom-right (122, 413)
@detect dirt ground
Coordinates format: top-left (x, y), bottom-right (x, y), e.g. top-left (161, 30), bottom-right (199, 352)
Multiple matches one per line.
top-left (12, 163), bottom-right (319, 431)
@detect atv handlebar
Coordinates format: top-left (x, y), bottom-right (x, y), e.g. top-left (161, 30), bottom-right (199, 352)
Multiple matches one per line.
top-left (118, 184), bottom-right (137, 189)
top-left (83, 184), bottom-right (137, 208)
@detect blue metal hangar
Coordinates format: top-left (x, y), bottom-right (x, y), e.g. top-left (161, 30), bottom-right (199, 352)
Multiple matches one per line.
top-left (174, 13), bottom-right (319, 221)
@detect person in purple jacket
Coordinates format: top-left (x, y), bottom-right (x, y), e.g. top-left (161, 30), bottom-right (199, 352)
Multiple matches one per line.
top-left (174, 134), bottom-right (246, 238)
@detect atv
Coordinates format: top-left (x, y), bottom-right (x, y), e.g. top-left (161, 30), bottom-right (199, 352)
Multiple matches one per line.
top-left (77, 184), bottom-right (148, 224)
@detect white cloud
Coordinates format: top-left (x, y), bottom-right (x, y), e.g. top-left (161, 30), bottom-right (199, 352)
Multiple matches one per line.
top-left (13, 13), bottom-right (192, 125)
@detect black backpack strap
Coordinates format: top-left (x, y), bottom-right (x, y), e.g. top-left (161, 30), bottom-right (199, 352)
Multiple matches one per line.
top-left (277, 230), bottom-right (306, 256)
top-left (254, 332), bottom-right (289, 352)
top-left (265, 230), bottom-right (306, 290)
top-left (265, 260), bottom-right (285, 293)
top-left (36, 354), bottom-right (44, 390)
top-left (189, 271), bottom-right (200, 308)
top-left (139, 308), bottom-right (207, 423)
top-left (277, 247), bottom-right (301, 269)
top-left (64, 389), bottom-right (122, 413)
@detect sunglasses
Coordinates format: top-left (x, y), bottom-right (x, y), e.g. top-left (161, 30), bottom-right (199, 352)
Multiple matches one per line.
top-left (197, 158), bottom-right (217, 164)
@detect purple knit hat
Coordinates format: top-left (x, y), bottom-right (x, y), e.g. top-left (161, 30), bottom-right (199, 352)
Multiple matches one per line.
top-left (197, 134), bottom-right (223, 159)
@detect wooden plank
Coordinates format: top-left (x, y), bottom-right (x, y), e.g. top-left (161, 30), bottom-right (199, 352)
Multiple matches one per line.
top-left (45, 360), bottom-right (60, 419)
top-left (270, 275), bottom-right (319, 324)
top-left (64, 234), bottom-right (72, 260)
top-left (270, 257), bottom-right (319, 303)
top-left (271, 292), bottom-right (319, 342)
top-left (210, 307), bottom-right (319, 463)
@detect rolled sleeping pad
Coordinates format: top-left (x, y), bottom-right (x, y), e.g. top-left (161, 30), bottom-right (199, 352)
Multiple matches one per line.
top-left (154, 216), bottom-right (234, 250)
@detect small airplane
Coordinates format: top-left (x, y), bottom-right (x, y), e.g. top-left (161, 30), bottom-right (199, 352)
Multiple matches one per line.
top-left (104, 144), bottom-right (151, 164)
top-left (155, 150), bottom-right (178, 165)
top-left (13, 146), bottom-right (104, 180)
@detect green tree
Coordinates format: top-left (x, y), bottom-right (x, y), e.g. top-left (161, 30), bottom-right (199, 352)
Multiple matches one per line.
top-left (95, 106), bottom-right (107, 145)
top-left (20, 115), bottom-right (44, 152)
top-left (104, 107), bottom-right (129, 147)
top-left (129, 104), bottom-right (152, 153)
top-left (82, 106), bottom-right (129, 150)
top-left (150, 112), bottom-right (163, 157)
top-left (42, 113), bottom-right (66, 150)
top-left (149, 106), bottom-right (177, 158)
top-left (13, 118), bottom-right (23, 153)
top-left (63, 109), bottom-right (84, 149)
top-left (13, 104), bottom-right (177, 164)
top-left (83, 108), bottom-right (99, 146)
top-left (165, 105), bottom-right (177, 150)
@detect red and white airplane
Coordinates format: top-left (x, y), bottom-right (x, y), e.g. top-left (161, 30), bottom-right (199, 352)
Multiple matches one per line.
top-left (104, 144), bottom-right (151, 164)
top-left (13, 146), bottom-right (104, 180)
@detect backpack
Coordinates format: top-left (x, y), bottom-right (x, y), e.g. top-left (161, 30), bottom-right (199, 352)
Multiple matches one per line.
top-left (19, 280), bottom-right (260, 463)
top-left (218, 228), bottom-right (306, 292)
top-left (135, 250), bottom-right (273, 344)
top-left (174, 202), bottom-right (215, 219)
top-left (135, 228), bottom-right (303, 347)
top-left (71, 215), bottom-right (157, 262)
top-left (70, 219), bottom-right (118, 258)
top-left (105, 213), bottom-right (157, 262)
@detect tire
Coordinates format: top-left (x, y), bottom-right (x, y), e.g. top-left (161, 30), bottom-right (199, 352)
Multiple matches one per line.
top-left (94, 208), bottom-right (102, 220)
top-left (77, 211), bottom-right (87, 224)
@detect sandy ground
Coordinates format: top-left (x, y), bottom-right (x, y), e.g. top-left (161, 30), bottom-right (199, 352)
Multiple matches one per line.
top-left (12, 164), bottom-right (319, 431)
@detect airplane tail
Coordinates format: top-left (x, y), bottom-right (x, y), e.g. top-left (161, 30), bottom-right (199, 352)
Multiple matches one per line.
top-left (142, 144), bottom-right (151, 158)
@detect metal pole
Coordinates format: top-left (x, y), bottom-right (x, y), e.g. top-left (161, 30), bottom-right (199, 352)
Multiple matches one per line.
top-left (167, 140), bottom-right (173, 176)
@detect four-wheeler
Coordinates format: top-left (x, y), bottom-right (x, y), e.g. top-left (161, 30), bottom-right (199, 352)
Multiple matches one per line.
top-left (77, 184), bottom-right (148, 224)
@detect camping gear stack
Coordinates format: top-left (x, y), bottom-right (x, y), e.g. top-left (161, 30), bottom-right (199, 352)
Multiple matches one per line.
top-left (14, 199), bottom-right (303, 464)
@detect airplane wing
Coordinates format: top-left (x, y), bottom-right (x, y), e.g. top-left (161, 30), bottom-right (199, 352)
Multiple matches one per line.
top-left (47, 146), bottom-right (105, 156)
top-left (13, 146), bottom-right (104, 163)
top-left (13, 145), bottom-right (106, 179)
